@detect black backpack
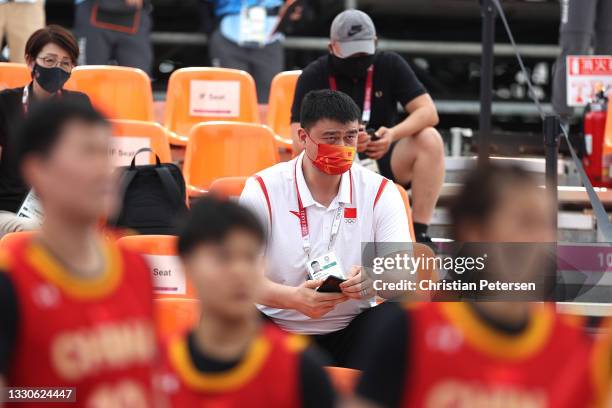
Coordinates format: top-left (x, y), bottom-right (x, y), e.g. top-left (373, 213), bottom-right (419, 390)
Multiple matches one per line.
top-left (111, 148), bottom-right (188, 235)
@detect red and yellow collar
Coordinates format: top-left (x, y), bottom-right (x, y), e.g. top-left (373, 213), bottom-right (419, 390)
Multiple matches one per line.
top-left (26, 239), bottom-right (122, 300)
top-left (169, 334), bottom-right (272, 392)
top-left (441, 302), bottom-right (554, 360)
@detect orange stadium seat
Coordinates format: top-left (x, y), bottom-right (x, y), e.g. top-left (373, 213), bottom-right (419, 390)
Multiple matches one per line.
top-left (183, 122), bottom-right (278, 196)
top-left (164, 67), bottom-right (260, 146)
top-left (117, 235), bottom-right (195, 299)
top-left (325, 367), bottom-right (361, 396)
top-left (208, 176), bottom-right (248, 200)
top-left (395, 184), bottom-right (416, 241)
top-left (267, 70), bottom-right (301, 151)
top-left (154, 298), bottom-right (200, 340)
top-left (0, 63), bottom-right (30, 90)
top-left (110, 119), bottom-right (172, 165)
top-left (64, 65), bottom-right (154, 121)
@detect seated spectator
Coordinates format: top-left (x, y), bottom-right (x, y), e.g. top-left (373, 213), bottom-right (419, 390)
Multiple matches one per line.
top-left (240, 89), bottom-right (411, 368)
top-left (351, 165), bottom-right (607, 408)
top-left (157, 196), bottom-right (335, 408)
top-left (0, 100), bottom-right (158, 405)
top-left (0, 25), bottom-right (91, 237)
top-left (290, 9), bottom-right (444, 243)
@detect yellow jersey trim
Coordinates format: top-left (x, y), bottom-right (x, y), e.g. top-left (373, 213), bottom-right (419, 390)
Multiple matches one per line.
top-left (285, 334), bottom-right (308, 353)
top-left (441, 302), bottom-right (553, 360)
top-left (169, 334), bottom-right (271, 392)
top-left (0, 248), bottom-right (9, 271)
top-left (26, 239), bottom-right (122, 300)
top-left (590, 329), bottom-right (611, 407)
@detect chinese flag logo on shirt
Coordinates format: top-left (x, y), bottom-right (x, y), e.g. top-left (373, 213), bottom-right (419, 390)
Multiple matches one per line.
top-left (344, 207), bottom-right (357, 219)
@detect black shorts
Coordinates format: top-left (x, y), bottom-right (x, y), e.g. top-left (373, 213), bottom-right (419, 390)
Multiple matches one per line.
top-left (376, 141), bottom-right (411, 190)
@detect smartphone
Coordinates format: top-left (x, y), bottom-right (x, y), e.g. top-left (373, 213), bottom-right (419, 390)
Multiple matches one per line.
top-left (316, 275), bottom-right (346, 293)
top-left (367, 128), bottom-right (381, 141)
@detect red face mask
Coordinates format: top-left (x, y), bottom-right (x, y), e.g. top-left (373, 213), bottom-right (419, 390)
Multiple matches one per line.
top-left (305, 133), bottom-right (356, 175)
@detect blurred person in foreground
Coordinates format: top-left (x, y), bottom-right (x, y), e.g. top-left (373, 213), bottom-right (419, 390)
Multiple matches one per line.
top-left (291, 9), bottom-right (444, 243)
top-left (156, 196), bottom-right (335, 407)
top-left (0, 25), bottom-right (91, 236)
top-left (0, 100), bottom-right (158, 407)
top-left (349, 164), bottom-right (610, 408)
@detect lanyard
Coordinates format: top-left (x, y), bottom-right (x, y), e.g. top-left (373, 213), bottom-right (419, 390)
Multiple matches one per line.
top-left (22, 86), bottom-right (29, 115)
top-left (294, 160), bottom-right (352, 258)
top-left (22, 85), bottom-right (62, 115)
top-left (328, 65), bottom-right (374, 125)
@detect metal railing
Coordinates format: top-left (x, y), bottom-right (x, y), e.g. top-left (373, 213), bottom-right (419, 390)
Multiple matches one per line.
top-left (150, 32), bottom-right (560, 58)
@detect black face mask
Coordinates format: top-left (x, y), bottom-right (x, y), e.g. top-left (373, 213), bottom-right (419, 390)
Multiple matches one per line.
top-left (330, 54), bottom-right (375, 79)
top-left (32, 64), bottom-right (71, 94)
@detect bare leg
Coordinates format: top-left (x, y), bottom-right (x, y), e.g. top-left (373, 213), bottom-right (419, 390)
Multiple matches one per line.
top-left (389, 127), bottom-right (445, 225)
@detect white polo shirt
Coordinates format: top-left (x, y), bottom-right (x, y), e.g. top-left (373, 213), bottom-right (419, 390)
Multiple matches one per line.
top-left (239, 152), bottom-right (411, 335)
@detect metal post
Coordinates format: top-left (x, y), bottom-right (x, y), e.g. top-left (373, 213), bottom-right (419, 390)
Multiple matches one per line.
top-left (543, 115), bottom-right (560, 231)
top-left (344, 0), bottom-right (357, 10)
top-left (478, 0), bottom-right (496, 166)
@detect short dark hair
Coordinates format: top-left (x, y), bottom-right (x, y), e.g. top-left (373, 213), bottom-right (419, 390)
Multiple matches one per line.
top-left (300, 89), bottom-right (361, 130)
top-left (177, 196), bottom-right (266, 257)
top-left (25, 25), bottom-right (79, 64)
top-left (449, 163), bottom-right (537, 240)
top-left (15, 99), bottom-right (108, 165)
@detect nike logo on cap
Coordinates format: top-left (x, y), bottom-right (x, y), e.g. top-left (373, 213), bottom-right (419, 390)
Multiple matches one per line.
top-left (347, 24), bottom-right (363, 37)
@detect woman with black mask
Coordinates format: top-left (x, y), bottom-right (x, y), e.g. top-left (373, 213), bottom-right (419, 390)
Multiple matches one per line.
top-left (0, 24), bottom-right (91, 237)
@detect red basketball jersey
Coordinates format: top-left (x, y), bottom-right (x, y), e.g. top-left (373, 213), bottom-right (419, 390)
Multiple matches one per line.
top-left (402, 302), bottom-right (608, 408)
top-left (3, 235), bottom-right (157, 408)
top-left (157, 324), bottom-right (304, 408)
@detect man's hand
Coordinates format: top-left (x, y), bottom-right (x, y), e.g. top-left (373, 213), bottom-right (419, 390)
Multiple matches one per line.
top-left (357, 125), bottom-right (371, 153)
top-left (125, 0), bottom-right (143, 8)
top-left (292, 279), bottom-right (348, 319)
top-left (365, 127), bottom-right (394, 160)
top-left (340, 266), bottom-right (374, 300)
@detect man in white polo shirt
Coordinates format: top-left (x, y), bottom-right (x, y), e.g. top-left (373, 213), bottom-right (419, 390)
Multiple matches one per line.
top-left (240, 89), bottom-right (411, 368)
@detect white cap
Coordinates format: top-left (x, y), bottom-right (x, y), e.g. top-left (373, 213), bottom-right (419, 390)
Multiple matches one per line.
top-left (330, 9), bottom-right (376, 58)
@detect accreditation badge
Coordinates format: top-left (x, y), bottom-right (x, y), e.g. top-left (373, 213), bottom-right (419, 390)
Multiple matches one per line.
top-left (17, 189), bottom-right (43, 225)
top-left (306, 252), bottom-right (345, 281)
top-left (239, 6), bottom-right (267, 46)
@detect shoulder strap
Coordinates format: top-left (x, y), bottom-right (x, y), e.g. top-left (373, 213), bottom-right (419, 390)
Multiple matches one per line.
top-left (373, 178), bottom-right (389, 210)
top-left (253, 175), bottom-right (272, 228)
top-left (109, 169), bottom-right (138, 225)
top-left (118, 168), bottom-right (138, 201)
top-left (155, 166), bottom-right (184, 208)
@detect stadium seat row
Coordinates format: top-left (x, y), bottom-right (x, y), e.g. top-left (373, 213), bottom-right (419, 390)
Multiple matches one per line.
top-left (0, 63), bottom-right (300, 193)
top-left (0, 63), bottom-right (300, 148)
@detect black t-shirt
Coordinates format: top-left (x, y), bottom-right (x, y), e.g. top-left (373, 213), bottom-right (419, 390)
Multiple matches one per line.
top-left (290, 51), bottom-right (427, 130)
top-left (0, 85), bottom-right (91, 212)
top-left (355, 303), bottom-right (532, 408)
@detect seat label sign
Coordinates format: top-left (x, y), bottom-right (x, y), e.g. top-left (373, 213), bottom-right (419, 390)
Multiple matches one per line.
top-left (143, 254), bottom-right (187, 295)
top-left (189, 80), bottom-right (241, 118)
top-left (110, 137), bottom-right (151, 167)
top-left (17, 190), bottom-right (43, 225)
top-left (566, 55), bottom-right (612, 107)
